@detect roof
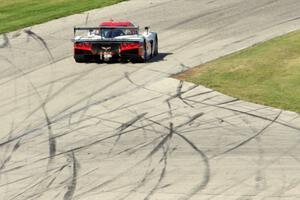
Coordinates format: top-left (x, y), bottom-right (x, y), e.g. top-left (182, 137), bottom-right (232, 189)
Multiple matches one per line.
top-left (99, 21), bottom-right (134, 27)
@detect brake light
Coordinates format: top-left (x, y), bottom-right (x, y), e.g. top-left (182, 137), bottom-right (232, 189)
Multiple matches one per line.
top-left (120, 42), bottom-right (141, 50)
top-left (74, 42), bottom-right (92, 51)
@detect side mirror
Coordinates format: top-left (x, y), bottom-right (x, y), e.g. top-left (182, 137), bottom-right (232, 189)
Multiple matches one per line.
top-left (144, 26), bottom-right (150, 34)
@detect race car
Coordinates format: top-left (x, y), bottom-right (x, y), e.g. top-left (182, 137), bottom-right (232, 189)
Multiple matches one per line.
top-left (73, 21), bottom-right (158, 63)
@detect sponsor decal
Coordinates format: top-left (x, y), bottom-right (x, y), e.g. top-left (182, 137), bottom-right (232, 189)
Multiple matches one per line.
top-left (101, 46), bottom-right (112, 51)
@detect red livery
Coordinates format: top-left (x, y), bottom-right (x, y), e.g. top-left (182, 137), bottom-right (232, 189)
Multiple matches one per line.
top-left (73, 20), bottom-right (158, 63)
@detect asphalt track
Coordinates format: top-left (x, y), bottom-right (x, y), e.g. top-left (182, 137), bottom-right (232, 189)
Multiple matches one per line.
top-left (0, 0), bottom-right (300, 199)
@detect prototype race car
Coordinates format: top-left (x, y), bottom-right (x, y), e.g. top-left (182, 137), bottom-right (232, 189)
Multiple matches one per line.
top-left (73, 21), bottom-right (158, 63)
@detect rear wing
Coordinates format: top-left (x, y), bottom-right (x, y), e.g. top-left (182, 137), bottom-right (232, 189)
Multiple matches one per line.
top-left (73, 26), bottom-right (140, 37)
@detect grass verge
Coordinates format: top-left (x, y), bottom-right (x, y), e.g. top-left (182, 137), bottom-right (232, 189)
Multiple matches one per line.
top-left (174, 31), bottom-right (300, 113)
top-left (0, 0), bottom-right (127, 34)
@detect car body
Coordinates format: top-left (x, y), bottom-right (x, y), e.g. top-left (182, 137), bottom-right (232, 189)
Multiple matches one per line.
top-left (73, 21), bottom-right (158, 63)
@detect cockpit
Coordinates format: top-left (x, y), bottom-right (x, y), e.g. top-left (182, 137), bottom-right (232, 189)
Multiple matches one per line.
top-left (99, 28), bottom-right (138, 38)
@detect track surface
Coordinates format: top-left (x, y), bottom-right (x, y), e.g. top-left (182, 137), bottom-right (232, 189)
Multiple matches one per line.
top-left (1, 0), bottom-right (300, 199)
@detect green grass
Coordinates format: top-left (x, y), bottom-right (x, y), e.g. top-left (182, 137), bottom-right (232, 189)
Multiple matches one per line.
top-left (0, 0), bottom-right (127, 34)
top-left (174, 31), bottom-right (300, 113)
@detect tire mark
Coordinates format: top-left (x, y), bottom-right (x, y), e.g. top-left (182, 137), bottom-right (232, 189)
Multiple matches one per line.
top-left (24, 29), bottom-right (54, 61)
top-left (12, 31), bottom-right (22, 38)
top-left (117, 135), bottom-right (165, 157)
top-left (175, 132), bottom-right (210, 200)
top-left (74, 124), bottom-right (171, 198)
top-left (0, 54), bottom-right (57, 163)
top-left (5, 110), bottom-right (170, 169)
top-left (216, 98), bottom-right (239, 106)
top-left (142, 123), bottom-right (173, 162)
top-left (166, 80), bottom-right (197, 108)
top-left (118, 168), bottom-right (155, 200)
top-left (205, 136), bottom-right (300, 200)
top-left (0, 34), bottom-right (9, 48)
top-left (3, 63), bottom-right (158, 147)
top-left (109, 112), bottom-right (148, 154)
top-left (73, 157), bottom-right (149, 199)
top-left (0, 66), bottom-right (99, 147)
top-left (144, 155), bottom-right (167, 200)
top-left (220, 110), bottom-right (282, 155)
top-left (144, 118), bottom-right (210, 199)
top-left (91, 95), bottom-right (163, 119)
top-left (184, 98), bottom-right (300, 132)
top-left (0, 174), bottom-right (33, 188)
top-left (0, 140), bottom-right (20, 171)
top-left (44, 109), bottom-right (56, 159)
top-left (0, 122), bottom-right (15, 170)
top-left (24, 73), bottom-right (57, 162)
top-left (36, 124), bottom-right (152, 162)
top-left (25, 66), bottom-right (99, 122)
top-left (25, 164), bottom-right (68, 200)
top-left (84, 13), bottom-right (89, 25)
top-left (0, 53), bottom-right (73, 87)
top-left (8, 164), bottom-right (67, 200)
top-left (0, 53), bottom-right (57, 175)
top-left (52, 58), bottom-right (159, 122)
top-left (174, 113), bottom-right (204, 130)
top-left (64, 152), bottom-right (78, 200)
top-left (118, 113), bottom-right (148, 132)
top-left (239, 114), bottom-right (266, 192)
top-left (124, 72), bottom-right (168, 96)
top-left (143, 128), bottom-right (171, 200)
top-left (76, 89), bottom-right (96, 124)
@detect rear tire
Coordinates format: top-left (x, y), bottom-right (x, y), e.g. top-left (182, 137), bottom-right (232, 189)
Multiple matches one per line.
top-left (142, 42), bottom-right (147, 63)
top-left (154, 36), bottom-right (158, 56)
top-left (134, 42), bottom-right (147, 63)
top-left (74, 54), bottom-right (87, 63)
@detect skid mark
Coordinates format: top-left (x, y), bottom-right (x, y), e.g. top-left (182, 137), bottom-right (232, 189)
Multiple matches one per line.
top-left (24, 29), bottom-right (54, 61)
top-left (220, 110), bottom-right (282, 155)
top-left (0, 34), bottom-right (10, 48)
top-left (64, 152), bottom-right (78, 200)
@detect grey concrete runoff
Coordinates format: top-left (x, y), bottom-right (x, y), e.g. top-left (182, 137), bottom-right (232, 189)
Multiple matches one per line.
top-left (0, 0), bottom-right (300, 199)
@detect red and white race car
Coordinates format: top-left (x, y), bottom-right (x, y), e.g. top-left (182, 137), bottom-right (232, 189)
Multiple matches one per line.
top-left (73, 21), bottom-right (158, 63)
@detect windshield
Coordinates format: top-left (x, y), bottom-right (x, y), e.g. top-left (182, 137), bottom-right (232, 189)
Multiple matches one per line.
top-left (100, 28), bottom-right (138, 38)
